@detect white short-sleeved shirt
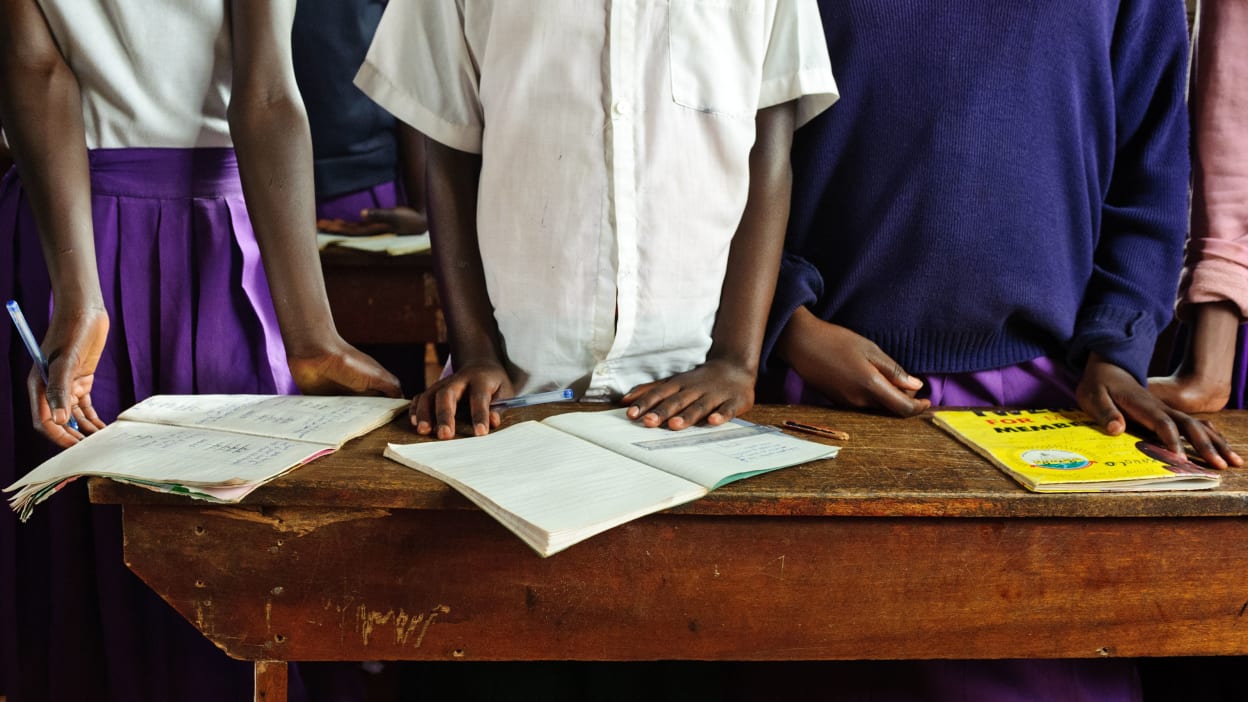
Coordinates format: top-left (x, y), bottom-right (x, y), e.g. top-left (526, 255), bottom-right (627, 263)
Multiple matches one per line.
top-left (358, 0), bottom-right (837, 398)
top-left (36, 0), bottom-right (233, 149)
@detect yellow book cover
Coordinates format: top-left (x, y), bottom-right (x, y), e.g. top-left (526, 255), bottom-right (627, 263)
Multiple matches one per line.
top-left (932, 408), bottom-right (1221, 492)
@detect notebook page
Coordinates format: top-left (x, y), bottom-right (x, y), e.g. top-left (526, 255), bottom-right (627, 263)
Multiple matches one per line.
top-left (542, 409), bottom-right (838, 489)
top-left (6, 421), bottom-right (326, 492)
top-left (117, 395), bottom-right (408, 445)
top-left (384, 421), bottom-right (706, 552)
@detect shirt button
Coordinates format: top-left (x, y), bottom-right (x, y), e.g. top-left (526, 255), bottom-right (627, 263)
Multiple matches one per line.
top-left (613, 100), bottom-right (629, 117)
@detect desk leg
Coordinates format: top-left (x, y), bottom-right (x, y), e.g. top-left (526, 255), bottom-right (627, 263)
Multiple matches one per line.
top-left (254, 661), bottom-right (287, 702)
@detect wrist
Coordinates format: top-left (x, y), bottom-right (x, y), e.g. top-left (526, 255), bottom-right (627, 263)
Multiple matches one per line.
top-left (279, 321), bottom-right (343, 358)
top-left (775, 305), bottom-right (818, 368)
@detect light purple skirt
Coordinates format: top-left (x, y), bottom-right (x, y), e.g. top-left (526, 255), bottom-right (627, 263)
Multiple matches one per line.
top-left (0, 149), bottom-right (305, 702)
top-left (775, 356), bottom-right (1139, 702)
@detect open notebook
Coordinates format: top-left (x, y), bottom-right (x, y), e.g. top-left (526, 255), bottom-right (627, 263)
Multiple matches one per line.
top-left (385, 408), bottom-right (838, 556)
top-left (6, 394), bottom-right (409, 520)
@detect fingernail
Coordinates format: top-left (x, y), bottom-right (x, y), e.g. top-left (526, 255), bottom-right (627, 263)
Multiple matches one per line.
top-left (475, 423), bottom-right (487, 436)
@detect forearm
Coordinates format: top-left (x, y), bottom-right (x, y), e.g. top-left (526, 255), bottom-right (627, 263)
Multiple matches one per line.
top-left (229, 95), bottom-right (337, 353)
top-left (707, 102), bottom-right (796, 372)
top-left (0, 0), bottom-right (101, 310)
top-left (1181, 300), bottom-right (1241, 387)
top-left (228, 0), bottom-right (337, 356)
top-left (425, 138), bottom-right (504, 368)
top-left (397, 123), bottom-right (427, 215)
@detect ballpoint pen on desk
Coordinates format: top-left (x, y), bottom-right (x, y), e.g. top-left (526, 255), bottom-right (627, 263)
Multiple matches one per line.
top-left (6, 300), bottom-right (80, 431)
top-left (490, 388), bottom-right (574, 410)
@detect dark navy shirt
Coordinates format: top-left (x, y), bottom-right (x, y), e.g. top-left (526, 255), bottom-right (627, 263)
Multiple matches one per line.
top-left (292, 0), bottom-right (398, 199)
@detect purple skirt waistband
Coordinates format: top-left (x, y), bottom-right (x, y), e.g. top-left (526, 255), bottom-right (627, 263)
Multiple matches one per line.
top-left (88, 148), bottom-right (241, 199)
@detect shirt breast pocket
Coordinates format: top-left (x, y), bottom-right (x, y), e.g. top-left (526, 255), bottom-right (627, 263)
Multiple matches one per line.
top-left (668, 0), bottom-right (765, 118)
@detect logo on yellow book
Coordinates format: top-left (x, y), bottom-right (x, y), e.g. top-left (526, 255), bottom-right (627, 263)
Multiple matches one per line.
top-left (1019, 449), bottom-right (1091, 471)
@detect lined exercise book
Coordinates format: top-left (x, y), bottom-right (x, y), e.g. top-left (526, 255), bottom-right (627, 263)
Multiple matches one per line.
top-left (384, 408), bottom-right (839, 556)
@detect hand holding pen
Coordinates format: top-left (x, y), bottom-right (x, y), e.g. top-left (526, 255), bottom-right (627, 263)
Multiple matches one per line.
top-left (7, 300), bottom-right (108, 447)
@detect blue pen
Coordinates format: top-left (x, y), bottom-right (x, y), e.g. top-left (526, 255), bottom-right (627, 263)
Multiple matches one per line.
top-left (6, 300), bottom-right (79, 432)
top-left (490, 388), bottom-right (574, 410)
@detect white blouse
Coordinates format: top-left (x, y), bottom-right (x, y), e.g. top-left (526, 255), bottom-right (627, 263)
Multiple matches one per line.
top-left (37, 0), bottom-right (233, 149)
top-left (358, 0), bottom-right (838, 398)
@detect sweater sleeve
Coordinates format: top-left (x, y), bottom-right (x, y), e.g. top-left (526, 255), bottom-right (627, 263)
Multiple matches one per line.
top-left (1178, 0), bottom-right (1248, 321)
top-left (759, 251), bottom-right (824, 375)
top-left (1069, 0), bottom-right (1191, 383)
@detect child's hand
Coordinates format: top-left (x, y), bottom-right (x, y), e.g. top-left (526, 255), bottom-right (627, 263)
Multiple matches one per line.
top-left (1147, 372), bottom-right (1230, 414)
top-left (287, 337), bottom-right (403, 398)
top-left (622, 359), bottom-right (756, 430)
top-left (33, 304), bottom-right (110, 447)
top-left (411, 362), bottom-right (512, 439)
top-left (316, 207), bottom-right (428, 237)
top-left (776, 307), bottom-right (930, 417)
top-left (1078, 353), bottom-right (1241, 470)
top-left (1147, 301), bottom-right (1239, 413)
top-left (360, 206), bottom-right (428, 235)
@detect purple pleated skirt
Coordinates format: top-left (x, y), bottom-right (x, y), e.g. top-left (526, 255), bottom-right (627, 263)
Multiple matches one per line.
top-left (775, 356), bottom-right (1140, 702)
top-left (315, 180), bottom-right (402, 222)
top-left (0, 148), bottom-right (303, 702)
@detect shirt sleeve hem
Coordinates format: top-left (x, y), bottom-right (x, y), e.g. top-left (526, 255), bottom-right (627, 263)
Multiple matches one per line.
top-left (354, 62), bottom-right (483, 154)
top-left (758, 67), bottom-right (839, 128)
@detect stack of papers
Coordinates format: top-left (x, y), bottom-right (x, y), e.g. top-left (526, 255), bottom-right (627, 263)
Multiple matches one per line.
top-left (317, 232), bottom-right (431, 256)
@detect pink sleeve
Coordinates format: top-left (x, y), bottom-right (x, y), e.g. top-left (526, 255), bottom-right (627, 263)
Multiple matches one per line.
top-left (1181, 0), bottom-right (1248, 320)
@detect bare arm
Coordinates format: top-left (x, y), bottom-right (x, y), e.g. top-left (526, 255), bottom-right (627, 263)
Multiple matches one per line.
top-left (623, 101), bottom-right (796, 429)
top-left (0, 0), bottom-right (108, 446)
top-left (410, 138), bottom-right (511, 438)
top-left (396, 122), bottom-right (427, 216)
top-left (228, 0), bottom-right (399, 397)
top-left (1150, 301), bottom-right (1240, 412)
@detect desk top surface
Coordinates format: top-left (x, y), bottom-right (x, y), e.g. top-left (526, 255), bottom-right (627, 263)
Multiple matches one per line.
top-left (89, 405), bottom-right (1248, 519)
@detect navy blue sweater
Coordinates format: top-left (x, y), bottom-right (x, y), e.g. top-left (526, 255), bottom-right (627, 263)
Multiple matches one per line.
top-left (763, 0), bottom-right (1190, 385)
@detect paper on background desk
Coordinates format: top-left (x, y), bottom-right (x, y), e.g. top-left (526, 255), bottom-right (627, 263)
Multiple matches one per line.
top-left (317, 232), bottom-right (431, 255)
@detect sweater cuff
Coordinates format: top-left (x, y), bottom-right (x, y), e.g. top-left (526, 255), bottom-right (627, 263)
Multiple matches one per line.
top-left (1179, 238), bottom-right (1248, 320)
top-left (760, 253), bottom-right (824, 375)
top-left (1068, 305), bottom-right (1159, 384)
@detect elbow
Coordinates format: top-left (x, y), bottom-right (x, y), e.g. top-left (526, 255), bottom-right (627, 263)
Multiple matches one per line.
top-left (226, 86), bottom-right (309, 147)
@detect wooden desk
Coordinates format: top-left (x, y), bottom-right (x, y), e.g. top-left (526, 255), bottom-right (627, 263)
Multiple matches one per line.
top-left (90, 407), bottom-right (1248, 702)
top-left (319, 247), bottom-right (442, 347)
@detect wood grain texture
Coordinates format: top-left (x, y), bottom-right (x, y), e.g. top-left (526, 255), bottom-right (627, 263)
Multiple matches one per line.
top-left (94, 407), bottom-right (1248, 675)
top-left (92, 407), bottom-right (1248, 517)
top-left (320, 248), bottom-right (441, 346)
top-left (122, 506), bottom-right (1248, 662)
top-left (253, 661), bottom-right (286, 702)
